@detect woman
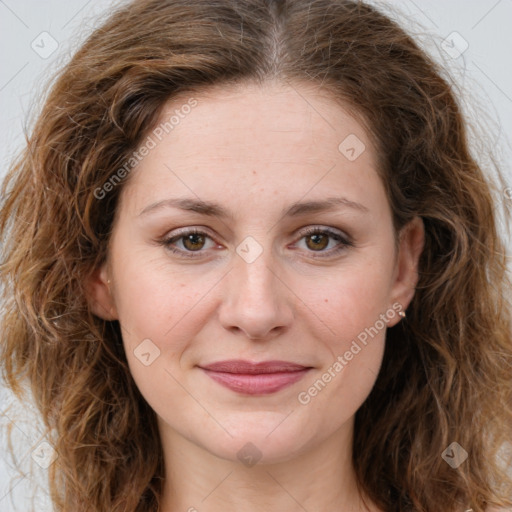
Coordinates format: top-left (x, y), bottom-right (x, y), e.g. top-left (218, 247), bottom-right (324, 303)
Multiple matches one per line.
top-left (1, 0), bottom-right (511, 511)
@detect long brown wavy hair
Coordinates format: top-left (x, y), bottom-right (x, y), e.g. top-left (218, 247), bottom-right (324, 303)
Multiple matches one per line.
top-left (1, 0), bottom-right (511, 510)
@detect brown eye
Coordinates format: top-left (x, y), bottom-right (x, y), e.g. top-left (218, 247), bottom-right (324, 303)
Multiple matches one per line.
top-left (161, 229), bottom-right (217, 258)
top-left (305, 232), bottom-right (329, 251)
top-left (294, 227), bottom-right (353, 258)
top-left (182, 233), bottom-right (206, 251)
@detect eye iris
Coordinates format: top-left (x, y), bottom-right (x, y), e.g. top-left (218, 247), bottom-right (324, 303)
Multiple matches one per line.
top-left (306, 233), bottom-right (328, 251)
top-left (183, 233), bottom-right (205, 251)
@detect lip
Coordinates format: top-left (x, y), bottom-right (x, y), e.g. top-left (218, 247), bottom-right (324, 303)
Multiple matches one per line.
top-left (199, 360), bottom-right (312, 395)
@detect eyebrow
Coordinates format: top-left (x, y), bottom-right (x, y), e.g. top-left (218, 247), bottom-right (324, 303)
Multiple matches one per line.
top-left (138, 196), bottom-right (369, 219)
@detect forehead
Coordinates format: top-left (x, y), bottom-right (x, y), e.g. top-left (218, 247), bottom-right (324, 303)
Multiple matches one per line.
top-left (159, 80), bottom-right (371, 157)
top-left (118, 80), bottom-right (384, 218)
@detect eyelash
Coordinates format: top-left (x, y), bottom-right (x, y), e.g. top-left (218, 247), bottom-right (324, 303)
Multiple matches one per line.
top-left (159, 227), bottom-right (353, 260)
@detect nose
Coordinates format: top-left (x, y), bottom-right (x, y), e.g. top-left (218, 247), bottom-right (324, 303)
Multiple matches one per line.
top-left (217, 247), bottom-right (294, 341)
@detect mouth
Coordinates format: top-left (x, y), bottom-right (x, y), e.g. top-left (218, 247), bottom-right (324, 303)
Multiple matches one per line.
top-left (199, 360), bottom-right (313, 395)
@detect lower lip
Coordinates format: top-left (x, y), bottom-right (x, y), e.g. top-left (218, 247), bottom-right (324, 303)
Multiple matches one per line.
top-left (201, 368), bottom-right (311, 395)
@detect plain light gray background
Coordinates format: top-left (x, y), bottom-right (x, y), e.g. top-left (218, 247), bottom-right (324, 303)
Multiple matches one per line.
top-left (1, 0), bottom-right (511, 510)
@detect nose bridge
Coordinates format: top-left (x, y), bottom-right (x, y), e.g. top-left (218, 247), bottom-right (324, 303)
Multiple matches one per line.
top-left (233, 240), bottom-right (280, 310)
top-left (238, 249), bottom-right (275, 298)
top-left (217, 237), bottom-right (293, 339)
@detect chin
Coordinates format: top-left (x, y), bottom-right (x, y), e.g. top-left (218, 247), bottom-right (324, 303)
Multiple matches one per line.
top-left (198, 412), bottom-right (317, 466)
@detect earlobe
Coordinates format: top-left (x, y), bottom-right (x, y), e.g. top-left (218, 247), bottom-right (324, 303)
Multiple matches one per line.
top-left (389, 216), bottom-right (425, 325)
top-left (84, 264), bottom-right (118, 321)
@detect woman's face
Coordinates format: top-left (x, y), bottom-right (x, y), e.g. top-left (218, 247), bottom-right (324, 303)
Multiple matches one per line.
top-left (89, 80), bottom-right (423, 464)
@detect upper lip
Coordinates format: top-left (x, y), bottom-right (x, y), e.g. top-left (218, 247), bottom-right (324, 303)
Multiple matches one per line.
top-left (200, 360), bottom-right (310, 374)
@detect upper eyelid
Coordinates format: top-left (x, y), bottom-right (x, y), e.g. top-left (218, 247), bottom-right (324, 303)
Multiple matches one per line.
top-left (165, 225), bottom-right (348, 242)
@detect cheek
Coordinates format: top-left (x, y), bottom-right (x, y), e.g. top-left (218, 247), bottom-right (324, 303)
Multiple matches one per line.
top-left (291, 252), bottom-right (394, 412)
top-left (111, 246), bottom-right (215, 345)
top-left (296, 338), bottom-right (385, 439)
top-left (294, 269), bottom-right (391, 428)
top-left (301, 252), bottom-right (395, 351)
top-left (111, 256), bottom-right (215, 421)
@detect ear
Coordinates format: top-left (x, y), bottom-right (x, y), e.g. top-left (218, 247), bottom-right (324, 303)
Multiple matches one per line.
top-left (388, 216), bottom-right (425, 326)
top-left (84, 263), bottom-right (118, 321)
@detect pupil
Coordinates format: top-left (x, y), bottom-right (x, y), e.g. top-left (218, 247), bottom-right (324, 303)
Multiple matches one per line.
top-left (184, 234), bottom-right (204, 251)
top-left (308, 233), bottom-right (328, 250)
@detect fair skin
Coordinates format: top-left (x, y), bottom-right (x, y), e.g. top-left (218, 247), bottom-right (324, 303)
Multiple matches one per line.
top-left (87, 80), bottom-right (425, 512)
